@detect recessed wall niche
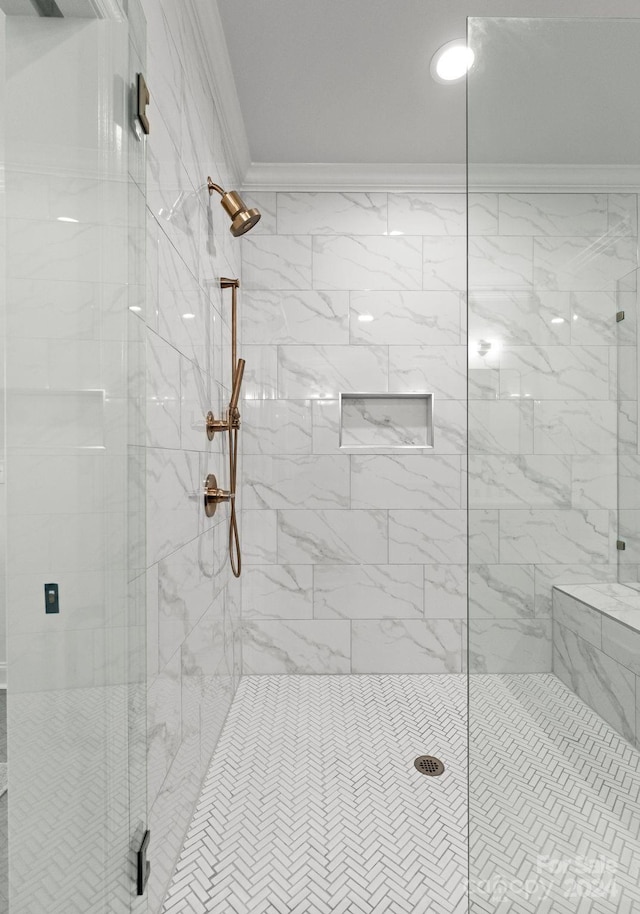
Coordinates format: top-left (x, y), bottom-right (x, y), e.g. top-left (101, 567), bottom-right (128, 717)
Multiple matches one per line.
top-left (339, 392), bottom-right (434, 450)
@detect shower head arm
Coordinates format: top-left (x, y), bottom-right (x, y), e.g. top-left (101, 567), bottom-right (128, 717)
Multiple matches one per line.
top-left (207, 177), bottom-right (225, 197)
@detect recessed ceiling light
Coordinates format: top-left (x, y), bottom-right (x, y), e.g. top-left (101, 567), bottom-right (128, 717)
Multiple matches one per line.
top-left (430, 40), bottom-right (475, 84)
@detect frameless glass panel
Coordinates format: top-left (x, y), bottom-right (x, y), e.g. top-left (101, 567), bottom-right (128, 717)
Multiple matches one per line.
top-left (0, 1), bottom-right (147, 911)
top-left (468, 17), bottom-right (640, 912)
top-left (617, 267), bottom-right (640, 585)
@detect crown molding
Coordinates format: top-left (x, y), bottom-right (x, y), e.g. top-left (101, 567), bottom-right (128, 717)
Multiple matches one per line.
top-left (469, 163), bottom-right (640, 193)
top-left (242, 160), bottom-right (640, 193)
top-left (243, 162), bottom-right (466, 192)
top-left (187, 0), bottom-right (251, 187)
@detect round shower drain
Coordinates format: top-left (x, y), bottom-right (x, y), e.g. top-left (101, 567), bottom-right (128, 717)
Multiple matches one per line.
top-left (414, 755), bottom-right (445, 776)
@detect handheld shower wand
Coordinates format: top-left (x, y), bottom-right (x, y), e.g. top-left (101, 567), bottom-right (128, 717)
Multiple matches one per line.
top-left (227, 358), bottom-right (245, 578)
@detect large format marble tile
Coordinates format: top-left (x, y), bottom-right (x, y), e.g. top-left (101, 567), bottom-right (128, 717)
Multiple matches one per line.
top-left (147, 448), bottom-right (200, 565)
top-left (619, 455), bottom-right (640, 509)
top-left (7, 275), bottom-right (128, 343)
top-left (552, 589), bottom-right (602, 648)
top-left (602, 616), bottom-right (640, 676)
top-left (243, 565), bottom-right (314, 620)
top-left (243, 454), bottom-right (350, 510)
top-left (313, 234), bottom-right (422, 291)
top-left (351, 455), bottom-right (462, 509)
top-left (389, 345), bottom-right (466, 400)
top-left (350, 290), bottom-right (460, 345)
top-left (424, 564), bottom-right (467, 620)
top-left (242, 400), bottom-right (313, 456)
top-left (433, 400), bottom-right (467, 456)
top-left (351, 619), bottom-right (463, 673)
top-left (569, 290), bottom-right (626, 345)
top-left (147, 652), bottom-right (182, 805)
top-left (468, 369), bottom-right (500, 400)
top-left (8, 217), bottom-right (128, 285)
top-left (469, 510), bottom-right (499, 563)
top-left (314, 564), bottom-right (423, 620)
top-left (241, 290), bottom-right (349, 345)
top-left (311, 399), bottom-right (342, 454)
top-left (498, 193), bottom-right (608, 236)
top-left (499, 509), bottom-right (609, 565)
top-left (242, 345), bottom-right (279, 400)
top-left (468, 192), bottom-right (498, 235)
top-left (469, 455), bottom-right (571, 509)
top-left (388, 509), bottom-right (466, 564)
top-left (278, 192), bottom-right (387, 235)
top-left (469, 290), bottom-right (570, 347)
top-left (468, 400), bottom-right (534, 455)
top-left (180, 357), bottom-right (213, 451)
top-left (534, 563), bottom-right (616, 618)
top-left (242, 235), bottom-right (313, 290)
top-left (608, 193), bottom-right (638, 236)
top-left (500, 345), bottom-right (610, 400)
top-left (533, 400), bottom-right (616, 454)
top-left (422, 236), bottom-right (466, 292)
top-left (570, 455), bottom-right (617, 508)
top-left (157, 530), bottom-right (217, 667)
top-left (277, 509), bottom-right (387, 565)
top-left (388, 193), bottom-right (465, 235)
top-left (618, 345), bottom-right (638, 401)
top-left (468, 237), bottom-right (533, 290)
top-left (553, 622), bottom-right (636, 744)
top-left (469, 564), bottom-right (535, 620)
top-left (242, 620), bottom-right (350, 674)
top-left (469, 619), bottom-right (552, 673)
top-left (278, 344), bottom-right (388, 399)
top-left (618, 399), bottom-right (638, 455)
top-left (241, 510), bottom-right (278, 565)
top-left (534, 235), bottom-right (637, 291)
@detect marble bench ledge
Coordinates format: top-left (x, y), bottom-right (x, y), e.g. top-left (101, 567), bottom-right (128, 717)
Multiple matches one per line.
top-left (553, 582), bottom-right (640, 634)
top-left (552, 581), bottom-right (640, 749)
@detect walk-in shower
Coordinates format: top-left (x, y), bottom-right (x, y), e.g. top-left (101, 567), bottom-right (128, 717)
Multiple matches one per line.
top-left (2, 2), bottom-right (640, 913)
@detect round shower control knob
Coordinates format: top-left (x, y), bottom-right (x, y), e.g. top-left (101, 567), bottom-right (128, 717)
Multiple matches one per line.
top-left (204, 474), bottom-right (231, 517)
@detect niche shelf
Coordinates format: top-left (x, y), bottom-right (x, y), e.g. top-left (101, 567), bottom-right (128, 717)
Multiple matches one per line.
top-left (339, 392), bottom-right (433, 451)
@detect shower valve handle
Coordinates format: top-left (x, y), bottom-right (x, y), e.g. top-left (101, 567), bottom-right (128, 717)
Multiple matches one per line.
top-left (204, 474), bottom-right (233, 517)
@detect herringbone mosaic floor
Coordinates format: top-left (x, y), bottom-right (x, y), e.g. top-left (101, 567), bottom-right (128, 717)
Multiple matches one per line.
top-left (470, 674), bottom-right (640, 913)
top-left (162, 674), bottom-right (640, 914)
top-left (162, 675), bottom-right (468, 914)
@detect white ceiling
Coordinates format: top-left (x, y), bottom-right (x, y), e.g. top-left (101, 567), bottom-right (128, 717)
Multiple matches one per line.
top-left (216, 0), bottom-right (640, 175)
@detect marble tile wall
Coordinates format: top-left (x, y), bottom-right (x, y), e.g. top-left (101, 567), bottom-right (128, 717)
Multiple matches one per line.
top-left (140, 0), bottom-right (242, 908)
top-left (240, 191), bottom-right (637, 676)
top-left (468, 192), bottom-right (637, 673)
top-left (240, 191), bottom-right (468, 674)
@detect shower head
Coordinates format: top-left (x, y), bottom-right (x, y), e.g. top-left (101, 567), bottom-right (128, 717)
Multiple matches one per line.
top-left (207, 178), bottom-right (261, 237)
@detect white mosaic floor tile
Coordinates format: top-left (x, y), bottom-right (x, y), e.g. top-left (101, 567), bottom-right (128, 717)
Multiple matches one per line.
top-left (470, 674), bottom-right (640, 913)
top-left (162, 673), bottom-right (640, 914)
top-left (162, 675), bottom-right (468, 914)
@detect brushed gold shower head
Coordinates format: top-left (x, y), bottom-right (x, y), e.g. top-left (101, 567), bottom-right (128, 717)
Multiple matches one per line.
top-left (207, 178), bottom-right (261, 236)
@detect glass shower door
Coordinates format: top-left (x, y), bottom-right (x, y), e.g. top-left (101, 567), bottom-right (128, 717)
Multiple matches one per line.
top-left (468, 16), bottom-right (640, 912)
top-left (1, 2), bottom-right (147, 911)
